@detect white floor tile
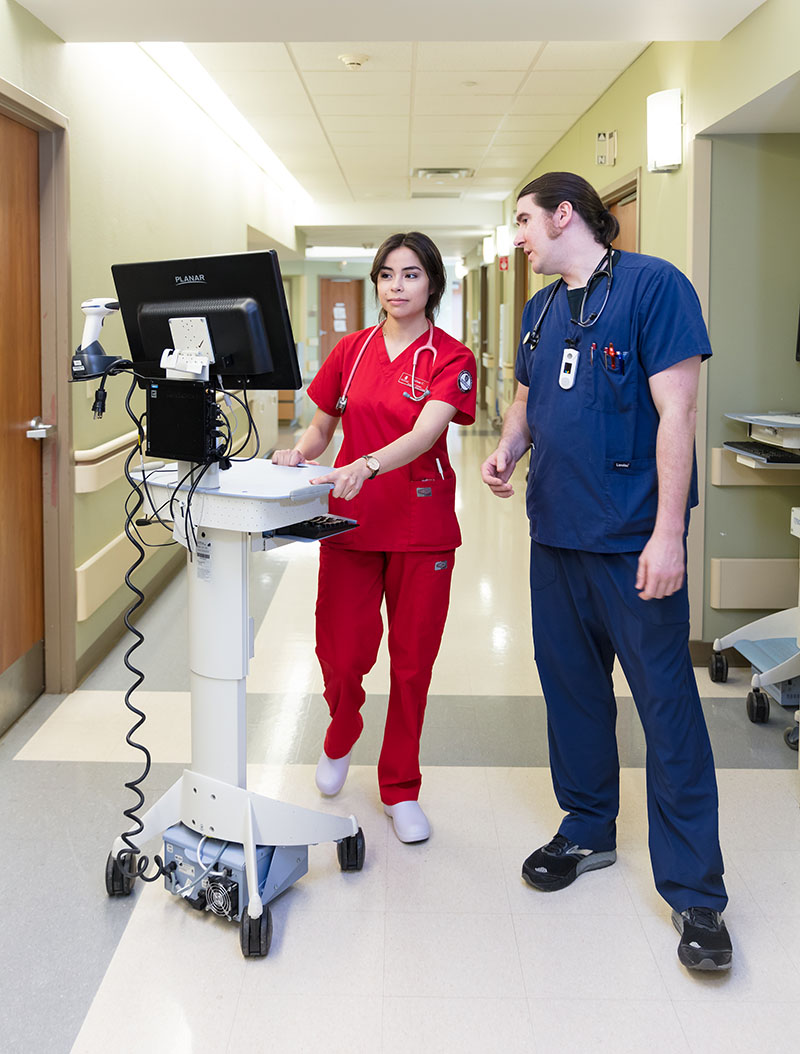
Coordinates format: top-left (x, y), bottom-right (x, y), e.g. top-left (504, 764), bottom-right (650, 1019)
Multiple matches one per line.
top-left (727, 847), bottom-right (800, 919)
top-left (382, 997), bottom-right (534, 1053)
top-left (529, 998), bottom-right (690, 1053)
top-left (514, 913), bottom-right (669, 1001)
top-left (673, 1000), bottom-right (800, 1054)
top-left (15, 689), bottom-right (191, 763)
top-left (228, 994), bottom-right (383, 1054)
top-left (384, 912), bottom-right (526, 999)
top-left (385, 842), bottom-right (510, 914)
top-left (72, 881), bottom-right (246, 1054)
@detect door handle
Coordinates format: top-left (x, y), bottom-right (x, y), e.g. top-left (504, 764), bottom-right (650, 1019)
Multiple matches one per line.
top-left (26, 416), bottom-right (56, 440)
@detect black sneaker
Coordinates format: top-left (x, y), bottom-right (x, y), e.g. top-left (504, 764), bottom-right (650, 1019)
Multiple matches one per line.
top-left (521, 833), bottom-right (617, 892)
top-left (671, 907), bottom-right (733, 971)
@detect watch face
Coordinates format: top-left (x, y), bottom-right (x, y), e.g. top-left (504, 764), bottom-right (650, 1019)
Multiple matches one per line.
top-left (365, 455), bottom-right (380, 476)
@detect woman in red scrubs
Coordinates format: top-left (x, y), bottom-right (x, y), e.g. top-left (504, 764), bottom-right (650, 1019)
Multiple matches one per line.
top-left (272, 232), bottom-right (476, 842)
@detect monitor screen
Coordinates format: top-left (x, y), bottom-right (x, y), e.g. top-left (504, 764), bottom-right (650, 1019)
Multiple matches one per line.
top-left (111, 250), bottom-right (301, 390)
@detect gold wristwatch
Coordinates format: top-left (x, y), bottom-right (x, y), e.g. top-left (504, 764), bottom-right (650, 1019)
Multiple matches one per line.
top-left (362, 454), bottom-right (380, 479)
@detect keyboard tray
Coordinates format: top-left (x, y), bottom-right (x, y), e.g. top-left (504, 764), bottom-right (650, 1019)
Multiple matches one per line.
top-left (271, 515), bottom-right (358, 541)
top-left (723, 440), bottom-right (800, 464)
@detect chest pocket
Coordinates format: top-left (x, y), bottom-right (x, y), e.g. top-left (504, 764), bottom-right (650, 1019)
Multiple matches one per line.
top-left (583, 347), bottom-right (638, 415)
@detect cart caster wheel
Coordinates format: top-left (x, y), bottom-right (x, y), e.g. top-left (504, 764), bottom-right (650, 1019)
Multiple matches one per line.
top-left (105, 851), bottom-right (135, 897)
top-left (708, 651), bottom-right (728, 683)
top-left (240, 905), bottom-right (272, 958)
top-left (337, 827), bottom-right (366, 872)
top-left (746, 688), bottom-right (770, 723)
top-left (784, 725), bottom-right (799, 751)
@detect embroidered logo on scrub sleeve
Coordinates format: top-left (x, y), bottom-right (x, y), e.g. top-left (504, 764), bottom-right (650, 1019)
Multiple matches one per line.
top-left (457, 370), bottom-right (473, 392)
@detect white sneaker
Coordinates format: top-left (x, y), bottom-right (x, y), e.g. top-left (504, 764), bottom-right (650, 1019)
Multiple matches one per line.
top-left (315, 750), bottom-right (351, 796)
top-left (384, 800), bottom-right (430, 843)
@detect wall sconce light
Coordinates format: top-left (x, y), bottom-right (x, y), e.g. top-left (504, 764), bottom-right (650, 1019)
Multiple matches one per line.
top-left (495, 225), bottom-right (511, 257)
top-left (455, 260), bottom-right (469, 280)
top-left (482, 234), bottom-right (496, 265)
top-left (646, 89), bottom-right (682, 172)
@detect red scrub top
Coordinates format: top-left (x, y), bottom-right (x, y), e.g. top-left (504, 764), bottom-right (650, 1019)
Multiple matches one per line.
top-left (307, 324), bottom-right (477, 552)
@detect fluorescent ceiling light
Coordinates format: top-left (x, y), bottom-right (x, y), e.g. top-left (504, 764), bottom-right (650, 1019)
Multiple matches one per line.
top-left (139, 42), bottom-right (311, 208)
top-left (305, 246), bottom-right (376, 259)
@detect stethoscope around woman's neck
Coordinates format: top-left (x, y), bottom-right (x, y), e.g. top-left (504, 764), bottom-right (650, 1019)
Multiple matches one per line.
top-left (335, 321), bottom-right (437, 413)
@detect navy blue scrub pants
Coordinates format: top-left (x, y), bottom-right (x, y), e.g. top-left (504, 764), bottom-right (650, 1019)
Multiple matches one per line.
top-left (530, 541), bottom-right (727, 912)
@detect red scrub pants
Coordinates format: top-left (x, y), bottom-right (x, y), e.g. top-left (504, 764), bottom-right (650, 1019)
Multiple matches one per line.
top-left (315, 544), bottom-right (455, 805)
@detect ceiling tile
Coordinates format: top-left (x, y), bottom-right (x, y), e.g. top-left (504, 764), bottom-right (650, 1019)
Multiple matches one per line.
top-left (188, 43), bottom-right (294, 72)
top-left (414, 96), bottom-right (513, 116)
top-left (535, 41), bottom-right (648, 70)
top-left (416, 42), bottom-right (544, 71)
top-left (519, 69), bottom-right (618, 96)
top-left (510, 94), bottom-right (596, 115)
top-left (212, 71), bottom-right (309, 111)
top-left (328, 129), bottom-right (410, 146)
top-left (412, 114), bottom-right (503, 132)
top-left (302, 71), bottom-right (412, 95)
top-left (410, 131), bottom-right (495, 147)
top-left (415, 71), bottom-right (527, 96)
top-left (316, 95), bottom-right (411, 116)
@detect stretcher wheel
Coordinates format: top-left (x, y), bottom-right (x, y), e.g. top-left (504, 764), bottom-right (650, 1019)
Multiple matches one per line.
top-left (708, 652), bottom-right (728, 683)
top-left (105, 850), bottom-right (135, 897)
top-left (784, 725), bottom-right (799, 751)
top-left (746, 688), bottom-right (770, 723)
top-left (240, 905), bottom-right (272, 958)
top-left (337, 827), bottom-right (366, 872)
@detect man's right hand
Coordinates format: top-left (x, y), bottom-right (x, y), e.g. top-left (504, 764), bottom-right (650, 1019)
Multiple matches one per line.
top-left (480, 446), bottom-right (517, 498)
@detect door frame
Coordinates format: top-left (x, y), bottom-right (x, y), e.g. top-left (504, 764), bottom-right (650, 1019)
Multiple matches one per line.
top-left (1, 76), bottom-right (74, 692)
top-left (601, 168), bottom-right (641, 252)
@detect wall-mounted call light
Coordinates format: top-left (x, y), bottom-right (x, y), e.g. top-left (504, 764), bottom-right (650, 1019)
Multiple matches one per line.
top-left (646, 89), bottom-right (683, 172)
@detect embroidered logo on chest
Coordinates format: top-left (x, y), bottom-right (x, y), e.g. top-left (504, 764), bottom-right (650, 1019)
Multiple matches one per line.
top-left (397, 371), bottom-right (430, 395)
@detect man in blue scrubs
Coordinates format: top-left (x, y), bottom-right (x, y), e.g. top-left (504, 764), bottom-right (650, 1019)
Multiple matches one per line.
top-left (481, 172), bottom-right (732, 971)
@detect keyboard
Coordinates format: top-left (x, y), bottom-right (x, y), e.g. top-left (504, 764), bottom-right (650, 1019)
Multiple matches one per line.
top-left (723, 440), bottom-right (800, 464)
top-left (272, 515), bottom-right (358, 540)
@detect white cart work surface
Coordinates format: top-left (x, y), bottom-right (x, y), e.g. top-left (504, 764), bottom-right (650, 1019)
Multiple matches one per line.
top-left (107, 459), bottom-right (364, 957)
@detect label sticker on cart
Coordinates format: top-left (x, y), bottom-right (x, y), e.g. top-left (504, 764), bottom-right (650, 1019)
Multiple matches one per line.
top-left (196, 537), bottom-right (212, 581)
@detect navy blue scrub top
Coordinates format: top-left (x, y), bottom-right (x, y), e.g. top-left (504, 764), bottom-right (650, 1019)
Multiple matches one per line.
top-left (515, 250), bottom-right (712, 553)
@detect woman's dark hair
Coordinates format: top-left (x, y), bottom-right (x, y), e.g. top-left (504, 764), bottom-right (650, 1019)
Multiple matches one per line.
top-left (517, 171), bottom-right (620, 247)
top-left (370, 231), bottom-right (447, 322)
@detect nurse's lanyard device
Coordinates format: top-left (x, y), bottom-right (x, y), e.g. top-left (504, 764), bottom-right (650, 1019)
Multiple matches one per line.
top-left (335, 322), bottom-right (437, 412)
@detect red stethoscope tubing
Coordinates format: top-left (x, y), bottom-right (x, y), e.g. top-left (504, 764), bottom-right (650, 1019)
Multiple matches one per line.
top-left (335, 322), bottom-right (437, 412)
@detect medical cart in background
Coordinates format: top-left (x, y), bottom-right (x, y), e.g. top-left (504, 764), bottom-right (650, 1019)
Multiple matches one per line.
top-left (709, 412), bottom-right (800, 751)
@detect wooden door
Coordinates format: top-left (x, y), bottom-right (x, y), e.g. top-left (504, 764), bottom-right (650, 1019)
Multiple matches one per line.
top-left (610, 196), bottom-right (638, 253)
top-left (319, 277), bottom-right (364, 364)
top-left (0, 112), bottom-right (44, 723)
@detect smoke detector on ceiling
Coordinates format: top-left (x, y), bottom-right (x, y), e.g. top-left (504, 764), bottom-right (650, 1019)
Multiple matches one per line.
top-left (338, 53), bottom-right (369, 71)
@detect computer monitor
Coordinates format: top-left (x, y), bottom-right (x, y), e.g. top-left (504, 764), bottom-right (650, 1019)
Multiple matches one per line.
top-left (111, 250), bottom-right (301, 391)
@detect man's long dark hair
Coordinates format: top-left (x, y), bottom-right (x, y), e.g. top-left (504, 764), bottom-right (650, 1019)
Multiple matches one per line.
top-left (518, 172), bottom-right (620, 247)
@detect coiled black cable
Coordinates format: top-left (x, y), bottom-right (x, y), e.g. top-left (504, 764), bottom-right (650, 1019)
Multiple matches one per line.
top-left (114, 372), bottom-right (175, 883)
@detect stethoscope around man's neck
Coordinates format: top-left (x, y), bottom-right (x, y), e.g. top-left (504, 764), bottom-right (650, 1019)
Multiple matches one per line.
top-left (335, 321), bottom-right (437, 413)
top-left (523, 246), bottom-right (615, 351)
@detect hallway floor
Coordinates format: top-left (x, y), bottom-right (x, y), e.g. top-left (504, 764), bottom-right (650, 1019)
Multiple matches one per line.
top-left (3, 412), bottom-right (799, 1053)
